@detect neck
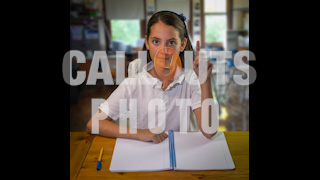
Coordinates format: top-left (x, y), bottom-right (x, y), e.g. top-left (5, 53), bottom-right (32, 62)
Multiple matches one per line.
top-left (148, 68), bottom-right (173, 91)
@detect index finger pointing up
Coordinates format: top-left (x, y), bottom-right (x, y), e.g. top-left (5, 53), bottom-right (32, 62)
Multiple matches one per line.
top-left (196, 41), bottom-right (200, 58)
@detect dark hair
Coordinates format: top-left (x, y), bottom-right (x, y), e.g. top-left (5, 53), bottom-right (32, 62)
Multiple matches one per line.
top-left (143, 11), bottom-right (194, 68)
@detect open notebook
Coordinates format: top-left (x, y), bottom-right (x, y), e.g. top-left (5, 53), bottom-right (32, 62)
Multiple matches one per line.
top-left (109, 131), bottom-right (235, 172)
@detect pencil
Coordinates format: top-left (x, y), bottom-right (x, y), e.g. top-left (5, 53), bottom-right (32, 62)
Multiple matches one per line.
top-left (98, 148), bottom-right (104, 161)
top-left (96, 148), bottom-right (104, 170)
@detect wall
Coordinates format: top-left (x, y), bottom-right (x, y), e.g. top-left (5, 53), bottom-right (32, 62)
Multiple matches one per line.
top-left (233, 0), bottom-right (249, 9)
top-left (232, 0), bottom-right (249, 30)
top-left (70, 0), bottom-right (106, 58)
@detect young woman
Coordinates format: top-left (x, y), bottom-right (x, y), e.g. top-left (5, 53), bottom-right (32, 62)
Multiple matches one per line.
top-left (86, 11), bottom-right (215, 143)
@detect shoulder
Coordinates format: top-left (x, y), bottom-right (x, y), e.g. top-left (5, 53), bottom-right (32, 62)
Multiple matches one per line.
top-left (118, 71), bottom-right (155, 92)
top-left (118, 74), bottom-right (140, 90)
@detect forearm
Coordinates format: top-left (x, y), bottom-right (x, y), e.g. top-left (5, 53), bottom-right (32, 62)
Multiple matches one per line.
top-left (200, 77), bottom-right (213, 100)
top-left (199, 77), bottom-right (216, 137)
top-left (87, 119), bottom-right (168, 143)
top-left (87, 118), bottom-right (140, 139)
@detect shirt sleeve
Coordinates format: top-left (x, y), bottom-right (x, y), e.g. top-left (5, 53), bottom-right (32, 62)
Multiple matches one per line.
top-left (99, 78), bottom-right (134, 121)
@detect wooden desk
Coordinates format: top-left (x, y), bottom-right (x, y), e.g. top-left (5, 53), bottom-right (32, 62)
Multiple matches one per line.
top-left (72, 131), bottom-right (249, 180)
top-left (70, 132), bottom-right (95, 180)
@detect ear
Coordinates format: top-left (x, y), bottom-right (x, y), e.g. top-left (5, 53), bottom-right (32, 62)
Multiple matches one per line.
top-left (180, 37), bottom-right (188, 52)
top-left (144, 35), bottom-right (149, 50)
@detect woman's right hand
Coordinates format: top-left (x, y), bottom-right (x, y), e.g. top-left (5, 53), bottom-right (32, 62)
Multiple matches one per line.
top-left (137, 128), bottom-right (168, 143)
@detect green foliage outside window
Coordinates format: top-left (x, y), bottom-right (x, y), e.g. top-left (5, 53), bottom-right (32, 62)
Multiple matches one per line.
top-left (205, 15), bottom-right (226, 43)
top-left (111, 20), bottom-right (140, 46)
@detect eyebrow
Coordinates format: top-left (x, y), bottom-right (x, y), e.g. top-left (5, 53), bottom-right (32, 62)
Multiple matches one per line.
top-left (167, 38), bottom-right (178, 41)
top-left (150, 37), bottom-right (178, 41)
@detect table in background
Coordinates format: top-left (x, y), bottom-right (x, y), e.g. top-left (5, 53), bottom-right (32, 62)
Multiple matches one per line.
top-left (71, 131), bottom-right (249, 180)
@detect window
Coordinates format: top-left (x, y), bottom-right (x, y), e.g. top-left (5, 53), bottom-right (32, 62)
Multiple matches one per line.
top-left (204, 0), bottom-right (226, 46)
top-left (205, 15), bottom-right (226, 43)
top-left (111, 20), bottom-right (140, 46)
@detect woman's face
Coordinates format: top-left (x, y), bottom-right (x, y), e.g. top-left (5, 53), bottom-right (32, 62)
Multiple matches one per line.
top-left (145, 20), bottom-right (187, 62)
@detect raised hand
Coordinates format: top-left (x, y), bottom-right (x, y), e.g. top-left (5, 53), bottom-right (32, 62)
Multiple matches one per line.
top-left (193, 41), bottom-right (213, 82)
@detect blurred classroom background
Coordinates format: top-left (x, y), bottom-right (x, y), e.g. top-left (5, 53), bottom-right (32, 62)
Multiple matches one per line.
top-left (70, 0), bottom-right (249, 132)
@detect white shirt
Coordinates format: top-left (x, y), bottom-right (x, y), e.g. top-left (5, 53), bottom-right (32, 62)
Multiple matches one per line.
top-left (99, 61), bottom-right (201, 131)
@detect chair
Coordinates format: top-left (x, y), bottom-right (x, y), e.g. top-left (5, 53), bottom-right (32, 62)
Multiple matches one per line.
top-left (211, 49), bottom-right (238, 103)
top-left (136, 38), bottom-right (145, 48)
top-left (208, 46), bottom-right (224, 62)
top-left (107, 40), bottom-right (126, 55)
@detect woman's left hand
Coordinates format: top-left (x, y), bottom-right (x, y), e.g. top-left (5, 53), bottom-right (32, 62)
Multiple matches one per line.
top-left (193, 41), bottom-right (213, 82)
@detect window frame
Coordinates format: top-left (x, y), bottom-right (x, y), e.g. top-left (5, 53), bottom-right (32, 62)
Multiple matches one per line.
top-left (204, 12), bottom-right (227, 45)
top-left (203, 0), bottom-right (227, 48)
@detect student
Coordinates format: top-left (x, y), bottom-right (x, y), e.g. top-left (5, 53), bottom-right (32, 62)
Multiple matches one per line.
top-left (86, 11), bottom-right (216, 143)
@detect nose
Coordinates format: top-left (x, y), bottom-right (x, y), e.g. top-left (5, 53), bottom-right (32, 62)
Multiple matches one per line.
top-left (163, 46), bottom-right (169, 54)
top-left (164, 54), bottom-right (172, 67)
top-left (159, 44), bottom-right (173, 55)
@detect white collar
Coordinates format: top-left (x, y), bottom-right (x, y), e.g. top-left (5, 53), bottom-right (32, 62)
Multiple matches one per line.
top-left (141, 62), bottom-right (185, 90)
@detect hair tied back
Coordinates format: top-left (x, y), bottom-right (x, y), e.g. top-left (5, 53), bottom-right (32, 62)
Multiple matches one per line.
top-left (178, 13), bottom-right (186, 22)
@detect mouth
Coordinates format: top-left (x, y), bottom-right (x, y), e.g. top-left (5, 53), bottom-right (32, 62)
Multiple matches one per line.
top-left (162, 68), bottom-right (171, 75)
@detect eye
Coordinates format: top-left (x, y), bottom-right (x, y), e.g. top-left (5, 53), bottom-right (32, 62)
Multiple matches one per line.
top-left (152, 40), bottom-right (160, 45)
top-left (168, 41), bottom-right (176, 46)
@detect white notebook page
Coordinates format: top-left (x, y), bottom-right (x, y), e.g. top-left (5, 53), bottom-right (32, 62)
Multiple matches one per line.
top-left (109, 137), bottom-right (171, 172)
top-left (174, 131), bottom-right (235, 170)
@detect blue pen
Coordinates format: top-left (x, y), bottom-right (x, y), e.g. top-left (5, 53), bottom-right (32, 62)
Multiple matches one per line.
top-left (171, 131), bottom-right (176, 168)
top-left (168, 130), bottom-right (176, 169)
top-left (96, 148), bottom-right (103, 170)
top-left (168, 130), bottom-right (173, 168)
